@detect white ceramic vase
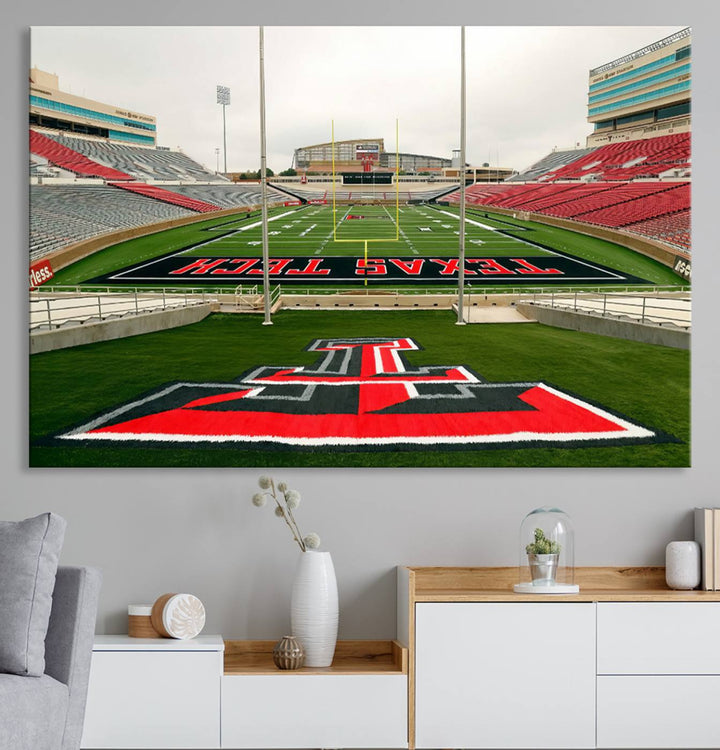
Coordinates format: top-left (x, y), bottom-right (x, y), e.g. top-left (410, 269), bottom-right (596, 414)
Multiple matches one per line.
top-left (290, 550), bottom-right (338, 667)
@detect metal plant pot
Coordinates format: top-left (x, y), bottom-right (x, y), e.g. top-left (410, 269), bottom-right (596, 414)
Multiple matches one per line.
top-left (528, 553), bottom-right (559, 585)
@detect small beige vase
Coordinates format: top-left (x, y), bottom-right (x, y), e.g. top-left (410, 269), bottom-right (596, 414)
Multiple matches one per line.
top-left (272, 635), bottom-right (305, 670)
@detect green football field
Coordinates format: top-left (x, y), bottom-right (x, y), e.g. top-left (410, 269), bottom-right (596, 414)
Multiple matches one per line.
top-left (48, 203), bottom-right (685, 288)
top-left (178, 203), bottom-right (557, 258)
top-left (30, 310), bottom-right (689, 468)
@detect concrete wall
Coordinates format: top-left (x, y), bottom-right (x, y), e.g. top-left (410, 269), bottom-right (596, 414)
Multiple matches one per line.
top-left (516, 303), bottom-right (690, 349)
top-left (30, 304), bottom-right (213, 354)
top-left (8, 1), bottom-right (717, 645)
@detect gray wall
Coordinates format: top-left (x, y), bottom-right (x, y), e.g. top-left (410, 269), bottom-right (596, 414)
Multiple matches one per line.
top-left (7, 1), bottom-right (718, 640)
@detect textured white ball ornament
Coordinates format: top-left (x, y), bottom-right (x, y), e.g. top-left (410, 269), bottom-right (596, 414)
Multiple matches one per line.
top-left (665, 541), bottom-right (701, 590)
top-left (151, 593), bottom-right (206, 639)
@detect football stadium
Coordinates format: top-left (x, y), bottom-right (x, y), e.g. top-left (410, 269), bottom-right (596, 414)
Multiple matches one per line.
top-left (29, 27), bottom-right (691, 468)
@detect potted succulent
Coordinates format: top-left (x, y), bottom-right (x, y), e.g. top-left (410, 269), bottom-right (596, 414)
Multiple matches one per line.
top-left (525, 528), bottom-right (561, 585)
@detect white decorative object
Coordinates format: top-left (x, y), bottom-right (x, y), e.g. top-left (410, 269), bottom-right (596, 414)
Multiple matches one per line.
top-left (127, 604), bottom-right (160, 638)
top-left (151, 593), bottom-right (206, 640)
top-left (514, 507), bottom-right (579, 594)
top-left (291, 550), bottom-right (338, 667)
top-left (665, 541), bottom-right (701, 590)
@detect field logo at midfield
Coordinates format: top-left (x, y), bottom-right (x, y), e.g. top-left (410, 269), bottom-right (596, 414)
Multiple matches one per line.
top-left (54, 337), bottom-right (670, 450)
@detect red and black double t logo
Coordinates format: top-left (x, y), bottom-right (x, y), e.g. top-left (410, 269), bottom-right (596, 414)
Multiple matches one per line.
top-left (54, 337), bottom-right (670, 450)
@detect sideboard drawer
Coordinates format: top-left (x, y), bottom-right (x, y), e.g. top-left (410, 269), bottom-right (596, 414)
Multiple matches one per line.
top-left (222, 673), bottom-right (407, 748)
top-left (597, 603), bottom-right (720, 674)
top-left (82, 648), bottom-right (222, 748)
top-left (597, 675), bottom-right (720, 748)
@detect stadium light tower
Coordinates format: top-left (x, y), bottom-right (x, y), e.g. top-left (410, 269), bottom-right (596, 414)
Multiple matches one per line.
top-left (216, 85), bottom-right (230, 174)
top-left (456, 26), bottom-right (467, 326)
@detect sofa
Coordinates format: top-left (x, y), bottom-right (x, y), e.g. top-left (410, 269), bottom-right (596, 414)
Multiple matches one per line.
top-left (0, 514), bottom-right (101, 750)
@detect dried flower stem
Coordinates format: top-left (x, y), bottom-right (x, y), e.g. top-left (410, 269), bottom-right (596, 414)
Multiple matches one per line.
top-left (283, 502), bottom-right (306, 552)
top-left (269, 479), bottom-right (306, 552)
top-left (251, 475), bottom-right (320, 552)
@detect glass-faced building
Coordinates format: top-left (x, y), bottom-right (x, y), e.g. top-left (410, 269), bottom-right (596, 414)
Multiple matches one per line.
top-left (29, 68), bottom-right (157, 147)
top-left (587, 27), bottom-right (690, 146)
top-left (292, 138), bottom-right (451, 174)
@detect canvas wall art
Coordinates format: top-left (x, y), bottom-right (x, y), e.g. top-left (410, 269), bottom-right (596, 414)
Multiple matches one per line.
top-left (29, 26), bottom-right (690, 467)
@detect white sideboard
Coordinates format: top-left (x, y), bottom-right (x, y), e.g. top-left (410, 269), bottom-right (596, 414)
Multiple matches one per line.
top-left (399, 566), bottom-right (720, 750)
top-left (80, 635), bottom-right (224, 749)
top-left (81, 637), bottom-right (407, 749)
top-left (80, 570), bottom-right (720, 750)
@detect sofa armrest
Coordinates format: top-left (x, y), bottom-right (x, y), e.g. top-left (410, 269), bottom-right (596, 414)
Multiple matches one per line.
top-left (45, 566), bottom-right (102, 750)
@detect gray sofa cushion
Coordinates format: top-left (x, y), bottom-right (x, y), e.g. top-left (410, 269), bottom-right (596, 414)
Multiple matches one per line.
top-left (0, 513), bottom-right (66, 676)
top-left (0, 673), bottom-right (68, 750)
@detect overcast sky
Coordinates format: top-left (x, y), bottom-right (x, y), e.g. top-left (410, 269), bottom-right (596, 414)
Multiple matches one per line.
top-left (31, 25), bottom-right (683, 174)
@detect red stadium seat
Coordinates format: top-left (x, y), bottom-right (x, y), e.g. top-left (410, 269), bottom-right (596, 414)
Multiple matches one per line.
top-left (108, 182), bottom-right (220, 213)
top-left (30, 130), bottom-right (133, 181)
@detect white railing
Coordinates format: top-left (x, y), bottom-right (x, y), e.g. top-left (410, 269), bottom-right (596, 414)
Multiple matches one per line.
top-left (276, 284), bottom-right (687, 298)
top-left (39, 285), bottom-right (231, 297)
top-left (233, 285), bottom-right (261, 309)
top-left (31, 285), bottom-right (690, 327)
top-left (525, 291), bottom-right (691, 328)
top-left (30, 289), bottom-right (218, 331)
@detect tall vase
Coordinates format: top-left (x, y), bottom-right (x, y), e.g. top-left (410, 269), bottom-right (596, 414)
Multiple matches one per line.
top-left (290, 550), bottom-right (338, 667)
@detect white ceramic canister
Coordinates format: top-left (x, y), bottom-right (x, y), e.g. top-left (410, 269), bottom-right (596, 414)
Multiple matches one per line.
top-left (665, 540), bottom-right (701, 590)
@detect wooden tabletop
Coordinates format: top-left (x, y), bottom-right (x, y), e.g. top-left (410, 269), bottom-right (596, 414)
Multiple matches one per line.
top-left (404, 566), bottom-right (720, 602)
top-left (224, 639), bottom-right (408, 676)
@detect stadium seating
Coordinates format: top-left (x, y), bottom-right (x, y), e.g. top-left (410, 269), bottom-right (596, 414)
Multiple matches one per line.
top-left (169, 184), bottom-right (288, 208)
top-left (514, 184), bottom-right (616, 212)
top-left (544, 133), bottom-right (690, 182)
top-left (42, 133), bottom-right (227, 183)
top-left (443, 183), bottom-right (521, 205)
top-left (506, 147), bottom-right (596, 182)
top-left (108, 182), bottom-right (220, 212)
top-left (443, 172), bottom-right (690, 252)
top-left (575, 183), bottom-right (690, 228)
top-left (625, 209), bottom-right (690, 250)
top-left (544, 183), bottom-right (675, 219)
top-left (30, 130), bottom-right (133, 181)
top-left (30, 185), bottom-right (194, 260)
top-left (27, 124), bottom-right (691, 261)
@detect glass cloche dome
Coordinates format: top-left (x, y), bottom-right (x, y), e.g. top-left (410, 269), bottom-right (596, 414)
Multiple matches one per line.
top-left (514, 506), bottom-right (579, 594)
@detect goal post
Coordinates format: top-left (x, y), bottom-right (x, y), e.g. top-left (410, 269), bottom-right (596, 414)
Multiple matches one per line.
top-left (331, 120), bottom-right (400, 244)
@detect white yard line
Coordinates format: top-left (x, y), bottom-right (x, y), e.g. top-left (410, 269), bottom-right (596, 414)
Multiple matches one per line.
top-left (382, 204), bottom-right (418, 255)
top-left (170, 209), bottom-right (299, 259)
top-left (433, 208), bottom-right (497, 231)
top-left (316, 206), bottom-right (352, 254)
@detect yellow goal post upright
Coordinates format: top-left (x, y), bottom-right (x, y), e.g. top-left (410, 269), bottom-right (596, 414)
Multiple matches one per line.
top-left (331, 120), bottom-right (400, 284)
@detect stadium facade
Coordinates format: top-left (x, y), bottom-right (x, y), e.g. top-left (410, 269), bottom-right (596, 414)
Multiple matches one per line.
top-left (29, 68), bottom-right (157, 147)
top-left (586, 27), bottom-right (690, 146)
top-left (292, 138), bottom-right (452, 174)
